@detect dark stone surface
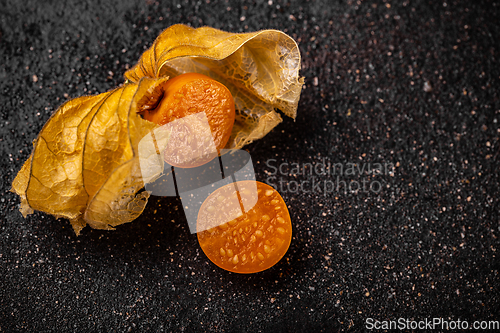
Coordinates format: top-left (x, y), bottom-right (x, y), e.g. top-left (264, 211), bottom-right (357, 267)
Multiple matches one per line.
top-left (1, 0), bottom-right (499, 332)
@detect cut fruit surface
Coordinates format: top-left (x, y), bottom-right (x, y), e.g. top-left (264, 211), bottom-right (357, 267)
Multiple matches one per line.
top-left (197, 181), bottom-right (292, 274)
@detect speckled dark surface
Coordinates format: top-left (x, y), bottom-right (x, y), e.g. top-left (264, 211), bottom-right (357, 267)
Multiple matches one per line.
top-left (1, 0), bottom-right (499, 332)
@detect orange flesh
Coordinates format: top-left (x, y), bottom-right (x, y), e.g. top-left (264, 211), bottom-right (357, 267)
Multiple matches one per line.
top-left (142, 73), bottom-right (235, 168)
top-left (197, 181), bottom-right (292, 274)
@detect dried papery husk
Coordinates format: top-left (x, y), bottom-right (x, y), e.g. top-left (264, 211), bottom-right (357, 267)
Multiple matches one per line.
top-left (125, 24), bottom-right (304, 149)
top-left (11, 79), bottom-right (160, 235)
top-left (11, 24), bottom-right (303, 235)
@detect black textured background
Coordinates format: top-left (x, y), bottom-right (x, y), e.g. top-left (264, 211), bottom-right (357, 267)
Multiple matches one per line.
top-left (1, 0), bottom-right (499, 332)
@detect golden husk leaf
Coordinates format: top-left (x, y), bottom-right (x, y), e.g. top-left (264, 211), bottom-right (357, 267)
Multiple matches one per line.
top-left (125, 24), bottom-right (304, 149)
top-left (11, 24), bottom-right (303, 235)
